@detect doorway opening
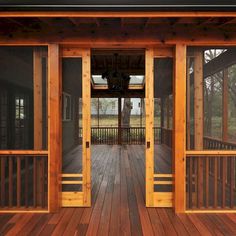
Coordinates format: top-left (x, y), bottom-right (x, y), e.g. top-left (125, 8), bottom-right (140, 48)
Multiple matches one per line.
top-left (91, 49), bottom-right (145, 145)
top-left (61, 48), bottom-right (174, 208)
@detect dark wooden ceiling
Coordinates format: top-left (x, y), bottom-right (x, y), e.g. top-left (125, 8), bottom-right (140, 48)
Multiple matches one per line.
top-left (92, 49), bottom-right (145, 75)
top-left (1, 17), bottom-right (236, 34)
top-left (0, 16), bottom-right (236, 45)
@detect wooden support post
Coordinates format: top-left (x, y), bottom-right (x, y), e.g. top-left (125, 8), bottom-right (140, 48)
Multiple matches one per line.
top-left (48, 44), bottom-right (61, 212)
top-left (82, 49), bottom-right (91, 206)
top-left (33, 49), bottom-right (43, 150)
top-left (33, 49), bottom-right (43, 207)
top-left (222, 68), bottom-right (228, 142)
top-left (194, 49), bottom-right (204, 150)
top-left (118, 97), bottom-right (122, 145)
top-left (173, 44), bottom-right (186, 213)
top-left (145, 48), bottom-right (154, 207)
top-left (186, 57), bottom-right (191, 149)
top-left (194, 49), bottom-right (204, 208)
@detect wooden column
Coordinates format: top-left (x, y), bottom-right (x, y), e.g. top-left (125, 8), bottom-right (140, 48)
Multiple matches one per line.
top-left (33, 49), bottom-right (43, 207)
top-left (173, 44), bottom-right (186, 213)
top-left (82, 49), bottom-right (91, 206)
top-left (194, 49), bottom-right (204, 150)
top-left (145, 48), bottom-right (154, 207)
top-left (194, 49), bottom-right (204, 208)
top-left (48, 44), bottom-right (61, 212)
top-left (33, 49), bottom-right (43, 150)
top-left (222, 68), bottom-right (228, 142)
top-left (118, 97), bottom-right (122, 145)
top-left (186, 57), bottom-right (191, 149)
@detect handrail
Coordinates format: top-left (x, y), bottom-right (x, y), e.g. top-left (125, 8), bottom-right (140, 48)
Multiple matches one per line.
top-left (204, 136), bottom-right (236, 147)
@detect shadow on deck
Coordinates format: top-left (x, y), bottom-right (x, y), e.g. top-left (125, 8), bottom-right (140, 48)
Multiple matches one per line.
top-left (1, 145), bottom-right (236, 235)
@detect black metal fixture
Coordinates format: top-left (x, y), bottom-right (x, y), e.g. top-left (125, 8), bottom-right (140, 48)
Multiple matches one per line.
top-left (102, 53), bottom-right (130, 92)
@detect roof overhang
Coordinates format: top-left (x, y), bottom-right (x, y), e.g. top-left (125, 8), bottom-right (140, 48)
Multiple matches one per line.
top-left (0, 1), bottom-right (236, 12)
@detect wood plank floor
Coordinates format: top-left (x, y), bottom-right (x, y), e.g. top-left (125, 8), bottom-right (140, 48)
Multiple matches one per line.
top-left (1, 145), bottom-right (236, 236)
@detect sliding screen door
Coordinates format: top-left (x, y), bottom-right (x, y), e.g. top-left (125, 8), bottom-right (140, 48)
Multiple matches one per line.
top-left (61, 48), bottom-right (91, 207)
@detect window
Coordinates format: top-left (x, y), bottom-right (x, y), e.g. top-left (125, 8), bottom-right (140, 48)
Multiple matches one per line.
top-left (63, 92), bottom-right (72, 121)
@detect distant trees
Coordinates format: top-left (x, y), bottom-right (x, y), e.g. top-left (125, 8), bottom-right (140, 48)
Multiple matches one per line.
top-left (91, 98), bottom-right (117, 115)
top-left (121, 98), bottom-right (132, 127)
top-left (203, 49), bottom-right (236, 139)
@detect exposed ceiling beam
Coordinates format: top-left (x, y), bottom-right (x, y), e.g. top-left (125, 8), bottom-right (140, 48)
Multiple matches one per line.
top-left (144, 17), bottom-right (151, 28)
top-left (120, 18), bottom-right (125, 28)
top-left (218, 18), bottom-right (236, 27)
top-left (6, 18), bottom-right (25, 27)
top-left (68, 17), bottom-right (80, 27)
top-left (38, 17), bottom-right (52, 26)
top-left (94, 18), bottom-right (100, 27)
top-left (92, 49), bottom-right (144, 56)
top-left (197, 17), bottom-right (212, 27)
top-left (92, 69), bottom-right (144, 75)
top-left (91, 89), bottom-right (144, 98)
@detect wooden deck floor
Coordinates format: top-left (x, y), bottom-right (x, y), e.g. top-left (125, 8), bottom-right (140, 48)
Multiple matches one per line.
top-left (1, 145), bottom-right (236, 236)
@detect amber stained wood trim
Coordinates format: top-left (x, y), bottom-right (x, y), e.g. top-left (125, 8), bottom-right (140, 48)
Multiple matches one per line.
top-left (145, 48), bottom-right (154, 207)
top-left (82, 48), bottom-right (91, 207)
top-left (48, 44), bottom-right (61, 212)
top-left (173, 44), bottom-right (186, 213)
top-left (0, 150), bottom-right (48, 155)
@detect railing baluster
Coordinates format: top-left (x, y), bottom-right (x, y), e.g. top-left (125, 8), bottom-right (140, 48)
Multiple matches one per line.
top-left (9, 157), bottom-right (13, 207)
top-left (230, 157), bottom-right (235, 208)
top-left (33, 157), bottom-right (37, 207)
top-left (197, 156), bottom-right (203, 208)
top-left (25, 157), bottom-right (29, 207)
top-left (40, 157), bottom-right (44, 208)
top-left (214, 157), bottom-right (218, 208)
top-left (222, 156), bottom-right (226, 208)
top-left (17, 156), bottom-right (21, 207)
top-left (188, 158), bottom-right (193, 209)
top-left (0, 157), bottom-right (5, 207)
top-left (205, 156), bottom-right (209, 208)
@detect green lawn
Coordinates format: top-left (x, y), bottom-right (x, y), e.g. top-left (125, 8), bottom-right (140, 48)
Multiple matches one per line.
top-left (91, 115), bottom-right (236, 143)
top-left (91, 115), bottom-right (152, 127)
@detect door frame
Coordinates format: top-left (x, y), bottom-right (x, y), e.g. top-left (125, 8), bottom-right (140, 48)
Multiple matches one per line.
top-left (60, 47), bottom-right (91, 207)
top-left (145, 47), bottom-right (175, 208)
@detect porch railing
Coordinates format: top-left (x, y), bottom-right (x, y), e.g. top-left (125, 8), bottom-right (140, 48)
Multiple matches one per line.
top-left (87, 127), bottom-right (163, 145)
top-left (190, 135), bottom-right (236, 150)
top-left (204, 136), bottom-right (236, 150)
top-left (186, 154), bottom-right (236, 210)
top-left (80, 126), bottom-right (172, 145)
top-left (0, 154), bottom-right (48, 211)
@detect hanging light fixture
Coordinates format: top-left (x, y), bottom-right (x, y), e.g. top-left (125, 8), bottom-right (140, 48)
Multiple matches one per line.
top-left (102, 53), bottom-right (130, 92)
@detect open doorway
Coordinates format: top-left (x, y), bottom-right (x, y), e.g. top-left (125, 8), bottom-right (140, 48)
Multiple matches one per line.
top-left (91, 49), bottom-right (145, 145)
top-left (60, 47), bottom-right (174, 208)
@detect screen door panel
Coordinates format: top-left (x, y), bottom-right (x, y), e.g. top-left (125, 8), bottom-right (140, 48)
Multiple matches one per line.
top-left (61, 49), bottom-right (91, 207)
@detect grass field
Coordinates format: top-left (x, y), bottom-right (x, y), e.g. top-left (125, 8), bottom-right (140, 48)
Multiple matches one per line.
top-left (91, 115), bottom-right (236, 142)
top-left (91, 115), bottom-right (162, 127)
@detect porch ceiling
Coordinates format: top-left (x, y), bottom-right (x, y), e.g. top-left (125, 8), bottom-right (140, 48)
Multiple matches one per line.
top-left (1, 16), bottom-right (236, 44)
top-left (2, 16), bottom-right (236, 31)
